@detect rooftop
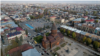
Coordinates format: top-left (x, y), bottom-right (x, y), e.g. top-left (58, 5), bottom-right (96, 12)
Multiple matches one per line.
top-left (61, 25), bottom-right (100, 39)
top-left (8, 44), bottom-right (33, 55)
top-left (22, 48), bottom-right (41, 56)
top-left (7, 31), bottom-right (21, 37)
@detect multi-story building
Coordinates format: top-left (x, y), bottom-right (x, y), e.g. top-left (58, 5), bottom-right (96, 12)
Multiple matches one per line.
top-left (74, 23), bottom-right (100, 36)
top-left (61, 25), bottom-right (100, 42)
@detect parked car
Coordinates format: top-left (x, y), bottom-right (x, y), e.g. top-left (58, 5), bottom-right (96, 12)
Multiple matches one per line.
top-left (44, 51), bottom-right (46, 53)
top-left (47, 53), bottom-right (49, 55)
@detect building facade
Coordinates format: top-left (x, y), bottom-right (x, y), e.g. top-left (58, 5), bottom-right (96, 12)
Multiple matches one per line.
top-left (42, 23), bottom-right (64, 49)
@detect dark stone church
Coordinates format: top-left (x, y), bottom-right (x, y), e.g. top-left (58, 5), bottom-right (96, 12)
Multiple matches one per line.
top-left (42, 23), bottom-right (64, 49)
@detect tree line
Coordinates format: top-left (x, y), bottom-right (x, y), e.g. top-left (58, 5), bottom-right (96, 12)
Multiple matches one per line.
top-left (5, 36), bottom-right (23, 54)
top-left (29, 14), bottom-right (44, 19)
top-left (60, 28), bottom-right (100, 51)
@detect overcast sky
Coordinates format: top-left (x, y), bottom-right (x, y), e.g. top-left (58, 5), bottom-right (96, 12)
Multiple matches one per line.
top-left (1, 0), bottom-right (100, 4)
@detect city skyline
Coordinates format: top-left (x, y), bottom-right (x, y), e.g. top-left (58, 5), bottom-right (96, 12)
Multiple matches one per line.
top-left (0, 0), bottom-right (100, 4)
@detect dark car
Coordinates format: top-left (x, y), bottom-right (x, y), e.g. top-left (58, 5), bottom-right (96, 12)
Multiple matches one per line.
top-left (44, 51), bottom-right (46, 53)
top-left (47, 53), bottom-right (49, 55)
top-left (41, 53), bottom-right (44, 55)
top-left (30, 38), bottom-right (32, 40)
top-left (35, 45), bottom-right (38, 47)
top-left (42, 49), bottom-right (45, 51)
top-left (39, 45), bottom-right (41, 48)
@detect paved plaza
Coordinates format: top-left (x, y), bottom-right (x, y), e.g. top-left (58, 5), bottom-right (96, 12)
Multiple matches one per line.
top-left (57, 45), bottom-right (78, 56)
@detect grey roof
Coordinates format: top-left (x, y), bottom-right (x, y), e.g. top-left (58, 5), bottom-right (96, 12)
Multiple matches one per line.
top-left (1, 29), bottom-right (4, 32)
top-left (75, 30), bottom-right (82, 33)
top-left (72, 18), bottom-right (82, 21)
top-left (80, 31), bottom-right (87, 35)
top-left (78, 24), bottom-right (82, 26)
top-left (95, 27), bottom-right (100, 31)
top-left (61, 25), bottom-right (85, 35)
top-left (1, 21), bottom-right (18, 27)
top-left (3, 27), bottom-right (9, 30)
top-left (1, 14), bottom-right (6, 19)
top-left (22, 48), bottom-right (41, 56)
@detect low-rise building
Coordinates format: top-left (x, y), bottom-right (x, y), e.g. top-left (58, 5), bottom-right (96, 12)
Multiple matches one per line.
top-left (61, 25), bottom-right (100, 42)
top-left (8, 44), bottom-right (33, 56)
top-left (49, 16), bottom-right (56, 22)
top-left (22, 48), bottom-right (41, 56)
top-left (7, 27), bottom-right (26, 43)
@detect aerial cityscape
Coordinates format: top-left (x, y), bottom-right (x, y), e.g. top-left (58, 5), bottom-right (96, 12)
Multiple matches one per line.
top-left (1, 0), bottom-right (100, 56)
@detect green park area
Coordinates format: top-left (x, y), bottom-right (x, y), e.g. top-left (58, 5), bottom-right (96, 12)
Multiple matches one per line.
top-left (33, 32), bottom-right (50, 43)
top-left (54, 47), bottom-right (60, 52)
top-left (34, 35), bottom-right (43, 43)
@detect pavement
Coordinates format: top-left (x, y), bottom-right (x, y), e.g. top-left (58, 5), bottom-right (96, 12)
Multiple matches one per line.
top-left (57, 45), bottom-right (78, 56)
top-left (64, 37), bottom-right (99, 56)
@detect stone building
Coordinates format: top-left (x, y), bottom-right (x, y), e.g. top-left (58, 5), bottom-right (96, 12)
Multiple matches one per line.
top-left (42, 23), bottom-right (64, 49)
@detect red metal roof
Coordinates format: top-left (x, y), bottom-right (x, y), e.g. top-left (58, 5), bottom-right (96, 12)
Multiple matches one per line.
top-left (16, 27), bottom-right (23, 31)
top-left (8, 44), bottom-right (33, 54)
top-left (50, 16), bottom-right (56, 18)
top-left (85, 19), bottom-right (94, 22)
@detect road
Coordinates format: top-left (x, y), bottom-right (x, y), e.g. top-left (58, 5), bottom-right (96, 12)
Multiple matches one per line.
top-left (64, 37), bottom-right (100, 55)
top-left (26, 34), bottom-right (52, 56)
top-left (21, 18), bottom-right (53, 56)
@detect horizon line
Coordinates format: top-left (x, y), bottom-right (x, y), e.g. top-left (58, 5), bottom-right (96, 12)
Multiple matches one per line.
top-left (0, 2), bottom-right (100, 4)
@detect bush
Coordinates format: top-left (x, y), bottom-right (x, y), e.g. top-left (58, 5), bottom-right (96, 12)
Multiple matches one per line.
top-left (34, 35), bottom-right (43, 43)
top-left (61, 43), bottom-right (66, 47)
top-left (82, 37), bottom-right (87, 43)
top-left (67, 30), bottom-right (70, 36)
top-left (72, 32), bottom-right (76, 39)
top-left (93, 41), bottom-right (100, 49)
top-left (86, 38), bottom-right (92, 45)
top-left (69, 43), bottom-right (71, 46)
top-left (46, 32), bottom-right (50, 36)
top-left (54, 47), bottom-right (60, 51)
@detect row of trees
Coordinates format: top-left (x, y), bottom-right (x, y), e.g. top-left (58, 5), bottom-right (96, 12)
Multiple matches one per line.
top-left (5, 36), bottom-right (23, 54)
top-left (35, 25), bottom-right (50, 32)
top-left (83, 37), bottom-right (100, 49)
top-left (25, 30), bottom-right (28, 35)
top-left (35, 27), bottom-right (43, 32)
top-left (43, 9), bottom-right (51, 15)
top-left (29, 14), bottom-right (44, 19)
top-left (63, 10), bottom-right (77, 15)
top-left (60, 28), bottom-right (100, 50)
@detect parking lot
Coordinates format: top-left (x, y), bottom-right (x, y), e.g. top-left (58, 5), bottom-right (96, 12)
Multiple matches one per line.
top-left (19, 18), bottom-right (52, 30)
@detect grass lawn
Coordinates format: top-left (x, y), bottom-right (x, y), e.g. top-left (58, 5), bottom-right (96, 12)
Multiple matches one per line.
top-left (61, 43), bottom-right (66, 47)
top-left (54, 47), bottom-right (60, 52)
top-left (33, 35), bottom-right (43, 43)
